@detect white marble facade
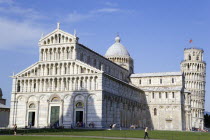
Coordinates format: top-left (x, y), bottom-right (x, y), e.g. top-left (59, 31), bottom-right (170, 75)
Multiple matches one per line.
top-left (9, 24), bottom-right (206, 131)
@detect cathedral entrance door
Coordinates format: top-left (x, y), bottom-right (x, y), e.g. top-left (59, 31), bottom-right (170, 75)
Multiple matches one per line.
top-left (50, 106), bottom-right (60, 127)
top-left (76, 111), bottom-right (83, 127)
top-left (28, 112), bottom-right (35, 126)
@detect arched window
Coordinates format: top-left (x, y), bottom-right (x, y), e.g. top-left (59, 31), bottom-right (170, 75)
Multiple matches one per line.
top-left (58, 50), bottom-right (61, 59)
top-left (165, 92), bottom-right (168, 98)
top-left (80, 80), bottom-right (84, 88)
top-left (76, 102), bottom-right (83, 108)
top-left (172, 78), bottom-right (174, 83)
top-left (17, 82), bottom-right (20, 92)
top-left (149, 79), bottom-right (151, 84)
top-left (160, 79), bottom-right (162, 84)
top-left (47, 39), bottom-right (50, 44)
top-left (51, 97), bottom-right (60, 102)
top-left (34, 83), bottom-right (36, 89)
top-left (29, 103), bottom-right (35, 108)
top-left (189, 55), bottom-right (191, 60)
top-left (64, 67), bottom-right (67, 74)
top-left (154, 108), bottom-right (157, 116)
top-left (196, 56), bottom-right (199, 60)
top-left (55, 66), bottom-right (58, 74)
top-left (58, 34), bottom-right (61, 43)
top-left (139, 79), bottom-right (141, 85)
top-left (47, 68), bottom-right (50, 75)
top-left (81, 67), bottom-right (84, 73)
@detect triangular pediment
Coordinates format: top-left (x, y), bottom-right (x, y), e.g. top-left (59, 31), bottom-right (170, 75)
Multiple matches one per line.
top-left (39, 28), bottom-right (79, 46)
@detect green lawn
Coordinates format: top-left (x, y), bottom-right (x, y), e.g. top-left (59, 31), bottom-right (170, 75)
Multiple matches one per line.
top-left (1, 129), bottom-right (210, 140)
top-left (0, 136), bottom-right (123, 140)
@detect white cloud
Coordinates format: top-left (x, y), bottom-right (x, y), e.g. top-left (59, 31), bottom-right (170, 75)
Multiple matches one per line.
top-left (0, 0), bottom-right (50, 52)
top-left (91, 8), bottom-right (121, 13)
top-left (0, 17), bottom-right (47, 51)
top-left (65, 8), bottom-right (123, 23)
top-left (65, 11), bottom-right (94, 23)
top-left (104, 2), bottom-right (118, 7)
top-left (0, 0), bottom-right (44, 21)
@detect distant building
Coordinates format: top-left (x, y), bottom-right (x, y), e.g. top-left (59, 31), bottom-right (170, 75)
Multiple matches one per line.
top-left (9, 24), bottom-right (206, 130)
top-left (0, 88), bottom-right (10, 127)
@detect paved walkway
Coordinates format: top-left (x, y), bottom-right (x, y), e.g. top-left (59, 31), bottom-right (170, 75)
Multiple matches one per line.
top-left (8, 134), bottom-right (163, 140)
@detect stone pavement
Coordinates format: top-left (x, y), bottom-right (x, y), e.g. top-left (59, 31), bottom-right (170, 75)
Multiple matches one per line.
top-left (12, 134), bottom-right (163, 140)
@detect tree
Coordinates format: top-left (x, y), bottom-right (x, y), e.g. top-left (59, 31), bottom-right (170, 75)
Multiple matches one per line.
top-left (204, 114), bottom-right (210, 128)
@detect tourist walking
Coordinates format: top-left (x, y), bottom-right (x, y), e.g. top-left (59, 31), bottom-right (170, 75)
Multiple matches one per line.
top-left (13, 124), bottom-right (17, 135)
top-left (144, 127), bottom-right (149, 139)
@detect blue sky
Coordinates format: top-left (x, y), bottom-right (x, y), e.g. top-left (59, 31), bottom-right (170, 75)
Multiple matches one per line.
top-left (0, 0), bottom-right (209, 111)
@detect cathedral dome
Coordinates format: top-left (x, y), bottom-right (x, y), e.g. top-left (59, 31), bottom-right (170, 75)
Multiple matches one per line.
top-left (105, 36), bottom-right (130, 57)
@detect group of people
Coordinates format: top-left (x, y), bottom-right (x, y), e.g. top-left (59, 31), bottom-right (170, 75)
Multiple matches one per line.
top-left (88, 122), bottom-right (95, 128)
top-left (76, 121), bottom-right (83, 127)
top-left (130, 124), bottom-right (137, 129)
top-left (50, 121), bottom-right (59, 129)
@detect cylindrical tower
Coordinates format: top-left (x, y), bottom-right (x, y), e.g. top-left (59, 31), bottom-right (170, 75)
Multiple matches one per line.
top-left (181, 48), bottom-right (206, 129)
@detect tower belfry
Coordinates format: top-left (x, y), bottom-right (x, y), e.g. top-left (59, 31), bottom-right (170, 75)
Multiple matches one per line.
top-left (181, 47), bottom-right (206, 129)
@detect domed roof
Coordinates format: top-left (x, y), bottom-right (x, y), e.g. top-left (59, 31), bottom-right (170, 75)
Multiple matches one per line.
top-left (105, 36), bottom-right (130, 57)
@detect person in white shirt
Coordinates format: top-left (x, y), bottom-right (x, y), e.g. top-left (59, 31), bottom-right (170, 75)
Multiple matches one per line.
top-left (144, 127), bottom-right (149, 139)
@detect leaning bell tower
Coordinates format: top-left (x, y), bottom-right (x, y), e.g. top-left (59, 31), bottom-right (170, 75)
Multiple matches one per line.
top-left (181, 47), bottom-right (206, 129)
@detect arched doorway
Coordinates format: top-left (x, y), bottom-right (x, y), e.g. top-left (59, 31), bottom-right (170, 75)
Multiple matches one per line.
top-left (28, 103), bottom-right (36, 127)
top-left (49, 96), bottom-right (61, 128)
top-left (75, 101), bottom-right (84, 127)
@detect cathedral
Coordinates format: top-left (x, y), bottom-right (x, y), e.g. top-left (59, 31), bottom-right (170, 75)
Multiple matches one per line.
top-left (9, 24), bottom-right (206, 131)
